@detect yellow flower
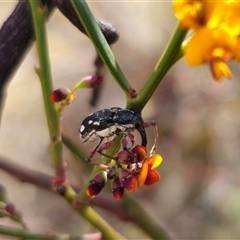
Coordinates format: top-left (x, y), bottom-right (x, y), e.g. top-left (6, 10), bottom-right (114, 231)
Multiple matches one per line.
top-left (138, 154), bottom-right (163, 187)
top-left (173, 0), bottom-right (225, 30)
top-left (185, 27), bottom-right (238, 80)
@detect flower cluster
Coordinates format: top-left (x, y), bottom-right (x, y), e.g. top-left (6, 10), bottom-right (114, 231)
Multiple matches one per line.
top-left (174, 0), bottom-right (240, 81)
top-left (86, 145), bottom-right (163, 200)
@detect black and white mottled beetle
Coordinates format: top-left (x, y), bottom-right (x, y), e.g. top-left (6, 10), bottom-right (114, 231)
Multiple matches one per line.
top-left (79, 107), bottom-right (158, 162)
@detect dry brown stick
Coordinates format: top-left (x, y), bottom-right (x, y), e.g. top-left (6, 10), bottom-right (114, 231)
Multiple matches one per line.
top-left (0, 156), bottom-right (128, 220)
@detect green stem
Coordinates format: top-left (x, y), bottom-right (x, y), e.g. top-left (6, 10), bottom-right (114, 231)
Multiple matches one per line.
top-left (0, 225), bottom-right (70, 240)
top-left (127, 24), bottom-right (188, 112)
top-left (29, 0), bottom-right (64, 179)
top-left (62, 186), bottom-right (126, 240)
top-left (62, 135), bottom-right (92, 172)
top-left (81, 206), bottom-right (125, 239)
top-left (70, 0), bottom-right (133, 99)
top-left (122, 194), bottom-right (170, 239)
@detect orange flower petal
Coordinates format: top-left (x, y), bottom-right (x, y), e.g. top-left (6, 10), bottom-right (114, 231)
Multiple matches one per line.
top-left (138, 154), bottom-right (162, 186)
top-left (138, 160), bottom-right (149, 187)
top-left (131, 145), bottom-right (147, 162)
top-left (185, 28), bottom-right (215, 65)
top-left (144, 170), bottom-right (161, 186)
top-left (211, 60), bottom-right (232, 81)
top-left (146, 154), bottom-right (163, 169)
top-left (122, 174), bottom-right (139, 192)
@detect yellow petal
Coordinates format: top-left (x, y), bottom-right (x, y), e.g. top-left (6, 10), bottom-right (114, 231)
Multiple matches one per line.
top-left (185, 28), bottom-right (215, 65)
top-left (146, 154), bottom-right (163, 169)
top-left (138, 160), bottom-right (148, 187)
top-left (211, 60), bottom-right (232, 81)
top-left (173, 0), bottom-right (203, 29)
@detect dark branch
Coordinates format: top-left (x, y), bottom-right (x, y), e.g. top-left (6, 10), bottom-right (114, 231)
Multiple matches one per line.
top-left (0, 0), bottom-right (55, 117)
top-left (0, 156), bottom-right (128, 220)
top-left (56, 0), bottom-right (119, 45)
top-left (0, 0), bottom-right (119, 115)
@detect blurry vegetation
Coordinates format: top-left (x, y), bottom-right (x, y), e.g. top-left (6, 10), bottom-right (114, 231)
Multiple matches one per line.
top-left (0, 1), bottom-right (240, 239)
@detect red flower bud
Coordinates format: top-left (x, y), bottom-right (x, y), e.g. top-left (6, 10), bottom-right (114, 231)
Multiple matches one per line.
top-left (131, 145), bottom-right (147, 162)
top-left (111, 177), bottom-right (125, 200)
top-left (5, 203), bottom-right (15, 215)
top-left (86, 171), bottom-right (107, 197)
top-left (120, 169), bottom-right (139, 192)
top-left (50, 87), bottom-right (71, 102)
top-left (116, 150), bottom-right (133, 164)
top-left (73, 76), bottom-right (104, 90)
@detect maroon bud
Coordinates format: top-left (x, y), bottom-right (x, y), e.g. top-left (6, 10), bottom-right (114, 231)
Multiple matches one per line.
top-left (120, 169), bottom-right (139, 192)
top-left (111, 177), bottom-right (125, 200)
top-left (87, 76), bottom-right (104, 88)
top-left (50, 87), bottom-right (71, 102)
top-left (117, 150), bottom-right (134, 164)
top-left (131, 145), bottom-right (147, 162)
top-left (73, 76), bottom-right (104, 90)
top-left (86, 171), bottom-right (107, 197)
top-left (5, 203), bottom-right (15, 215)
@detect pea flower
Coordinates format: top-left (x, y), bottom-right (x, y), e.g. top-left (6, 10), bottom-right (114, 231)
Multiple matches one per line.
top-left (173, 0), bottom-right (225, 30)
top-left (174, 0), bottom-right (240, 81)
top-left (185, 27), bottom-right (236, 80)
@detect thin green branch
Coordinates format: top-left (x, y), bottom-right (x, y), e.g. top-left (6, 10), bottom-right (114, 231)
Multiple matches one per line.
top-left (122, 194), bottom-right (170, 239)
top-left (62, 135), bottom-right (92, 172)
top-left (0, 225), bottom-right (80, 240)
top-left (70, 0), bottom-right (133, 99)
top-left (127, 24), bottom-right (188, 112)
top-left (29, 0), bottom-right (64, 179)
top-left (29, 2), bottom-right (126, 239)
top-left (60, 185), bottom-right (126, 240)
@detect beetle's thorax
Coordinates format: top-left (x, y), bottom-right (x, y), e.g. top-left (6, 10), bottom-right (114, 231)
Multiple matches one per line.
top-left (79, 107), bottom-right (146, 146)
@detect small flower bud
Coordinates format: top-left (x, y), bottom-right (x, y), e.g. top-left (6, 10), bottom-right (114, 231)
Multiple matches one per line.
top-left (116, 150), bottom-right (133, 164)
top-left (86, 171), bottom-right (107, 197)
top-left (5, 203), bottom-right (15, 215)
top-left (120, 169), bottom-right (139, 192)
top-left (50, 87), bottom-right (71, 102)
top-left (111, 177), bottom-right (125, 200)
top-left (73, 76), bottom-right (104, 91)
top-left (131, 145), bottom-right (147, 162)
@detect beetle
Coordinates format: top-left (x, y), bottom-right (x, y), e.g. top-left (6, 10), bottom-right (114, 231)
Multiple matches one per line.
top-left (79, 107), bottom-right (158, 162)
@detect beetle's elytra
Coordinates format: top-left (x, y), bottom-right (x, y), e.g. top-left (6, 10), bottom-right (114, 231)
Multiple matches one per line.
top-left (79, 107), bottom-right (147, 147)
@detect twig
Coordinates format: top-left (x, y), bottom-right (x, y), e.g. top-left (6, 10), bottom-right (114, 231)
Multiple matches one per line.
top-left (56, 0), bottom-right (119, 45)
top-left (0, 0), bottom-right (119, 115)
top-left (0, 224), bottom-right (91, 240)
top-left (0, 155), bottom-right (169, 239)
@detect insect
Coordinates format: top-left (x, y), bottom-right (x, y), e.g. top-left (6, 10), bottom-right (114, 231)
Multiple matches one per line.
top-left (79, 107), bottom-right (158, 162)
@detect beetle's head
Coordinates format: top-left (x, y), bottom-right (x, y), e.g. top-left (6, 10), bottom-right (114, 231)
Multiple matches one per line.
top-left (79, 124), bottom-right (98, 143)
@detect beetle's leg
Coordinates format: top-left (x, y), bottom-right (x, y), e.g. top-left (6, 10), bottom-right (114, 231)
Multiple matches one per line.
top-left (128, 132), bottom-right (135, 148)
top-left (121, 135), bottom-right (137, 159)
top-left (144, 120), bottom-right (158, 155)
top-left (97, 137), bottom-right (118, 160)
top-left (86, 137), bottom-right (104, 162)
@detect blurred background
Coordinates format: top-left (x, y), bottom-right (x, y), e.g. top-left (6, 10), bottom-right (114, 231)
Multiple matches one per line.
top-left (1, 1), bottom-right (240, 239)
